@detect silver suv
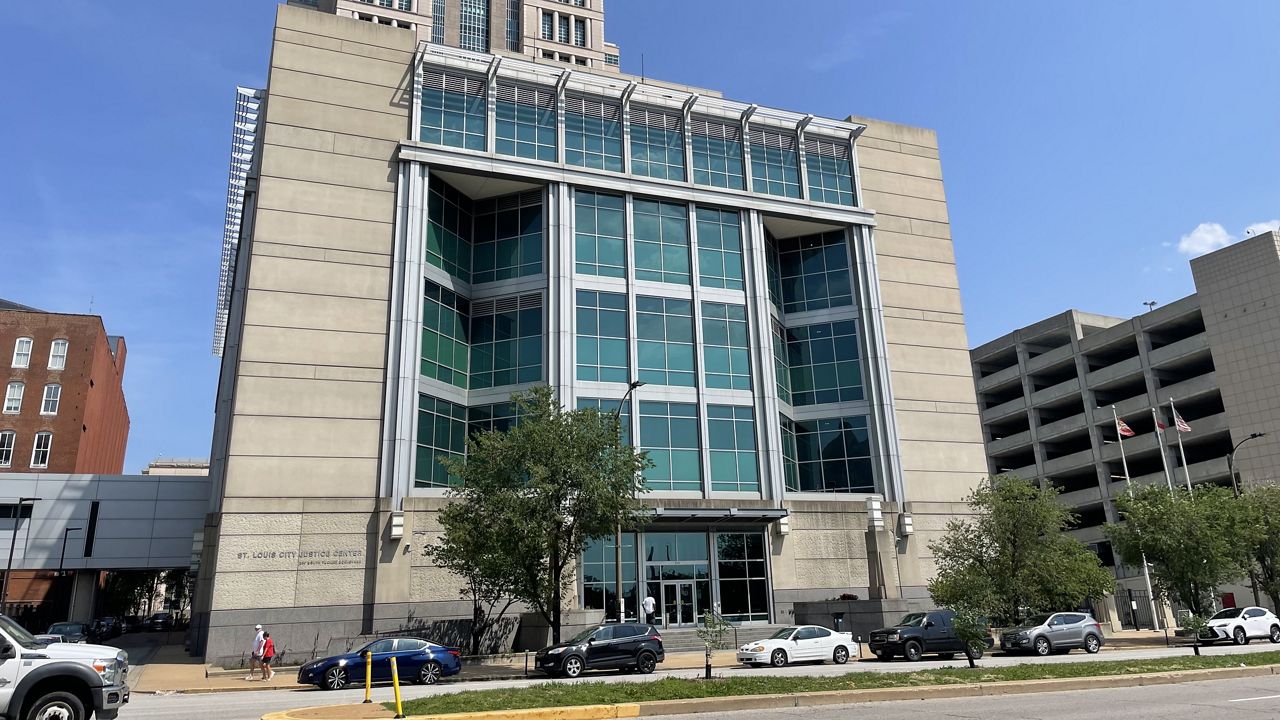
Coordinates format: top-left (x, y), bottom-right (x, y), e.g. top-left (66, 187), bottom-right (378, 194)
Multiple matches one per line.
top-left (1000, 612), bottom-right (1104, 656)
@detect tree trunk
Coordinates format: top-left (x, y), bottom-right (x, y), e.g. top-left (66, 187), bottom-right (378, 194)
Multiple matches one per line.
top-left (550, 538), bottom-right (562, 644)
top-left (471, 600), bottom-right (484, 656)
top-left (967, 655), bottom-right (976, 669)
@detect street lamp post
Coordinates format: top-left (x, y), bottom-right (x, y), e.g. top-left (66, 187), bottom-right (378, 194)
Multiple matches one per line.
top-left (1227, 432), bottom-right (1267, 498)
top-left (1, 497), bottom-right (41, 610)
top-left (59, 527), bottom-right (82, 576)
top-left (1226, 432), bottom-right (1267, 605)
top-left (612, 380), bottom-right (645, 624)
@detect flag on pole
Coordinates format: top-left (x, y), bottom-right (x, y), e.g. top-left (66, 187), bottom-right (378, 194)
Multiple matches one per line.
top-left (1173, 408), bottom-right (1191, 433)
top-left (1156, 419), bottom-right (1167, 430)
top-left (1116, 418), bottom-right (1136, 437)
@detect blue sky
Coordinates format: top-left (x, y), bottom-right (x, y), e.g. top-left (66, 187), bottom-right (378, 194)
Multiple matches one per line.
top-left (2, 1), bottom-right (1276, 471)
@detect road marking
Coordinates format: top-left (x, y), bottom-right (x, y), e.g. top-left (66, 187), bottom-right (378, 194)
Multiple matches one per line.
top-left (1229, 694), bottom-right (1280, 703)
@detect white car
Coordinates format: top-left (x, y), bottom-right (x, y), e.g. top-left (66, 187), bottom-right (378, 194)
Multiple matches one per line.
top-left (737, 625), bottom-right (858, 667)
top-left (1200, 606), bottom-right (1280, 645)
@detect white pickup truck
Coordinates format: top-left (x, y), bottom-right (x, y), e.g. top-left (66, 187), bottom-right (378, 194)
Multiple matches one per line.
top-left (737, 624), bottom-right (858, 667)
top-left (0, 615), bottom-right (128, 720)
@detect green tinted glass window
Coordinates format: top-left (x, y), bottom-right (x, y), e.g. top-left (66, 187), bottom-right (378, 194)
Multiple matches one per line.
top-left (748, 126), bottom-right (800, 199)
top-left (765, 231), bottom-right (782, 311)
top-left (781, 414), bottom-right (875, 493)
top-left (633, 199), bottom-right (689, 285)
top-left (787, 320), bottom-right (863, 405)
top-left (772, 323), bottom-right (791, 405)
top-left (696, 207), bottom-right (744, 290)
top-left (415, 394), bottom-right (468, 488)
top-left (691, 118), bottom-right (744, 190)
top-left (804, 136), bottom-right (856, 206)
top-left (421, 280), bottom-right (470, 389)
top-left (467, 401), bottom-right (522, 435)
top-left (776, 230), bottom-right (853, 313)
top-left (575, 191), bottom-right (626, 278)
top-left (701, 302), bottom-right (751, 390)
top-left (578, 397), bottom-right (632, 445)
top-left (565, 95), bottom-right (623, 172)
top-left (420, 70), bottom-right (486, 151)
top-left (495, 83), bottom-right (557, 162)
top-left (639, 401), bottom-right (701, 492)
top-left (470, 295), bottom-right (543, 389)
top-left (630, 108), bottom-right (685, 181)
top-left (577, 290), bottom-right (629, 383)
top-left (636, 296), bottom-right (695, 387)
top-left (426, 180), bottom-right (473, 282)
top-left (473, 192), bottom-right (543, 283)
top-left (707, 405), bottom-right (758, 493)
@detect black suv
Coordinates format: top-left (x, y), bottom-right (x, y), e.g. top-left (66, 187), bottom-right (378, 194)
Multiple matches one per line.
top-left (869, 609), bottom-right (993, 662)
top-left (535, 623), bottom-right (664, 678)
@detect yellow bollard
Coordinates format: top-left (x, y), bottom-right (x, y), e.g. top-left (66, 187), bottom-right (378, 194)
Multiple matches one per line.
top-left (363, 651), bottom-right (372, 703)
top-left (390, 656), bottom-right (405, 719)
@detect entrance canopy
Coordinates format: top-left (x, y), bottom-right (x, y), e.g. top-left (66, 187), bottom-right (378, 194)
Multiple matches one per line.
top-left (646, 507), bottom-right (787, 530)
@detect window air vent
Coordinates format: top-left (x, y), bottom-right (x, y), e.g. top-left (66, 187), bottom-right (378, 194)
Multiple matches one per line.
top-left (747, 127), bottom-right (797, 151)
top-left (496, 83), bottom-right (556, 108)
top-left (423, 69), bottom-right (486, 96)
top-left (630, 106), bottom-right (682, 132)
top-left (565, 95), bottom-right (622, 121)
top-left (689, 117), bottom-right (741, 142)
top-left (803, 135), bottom-right (850, 159)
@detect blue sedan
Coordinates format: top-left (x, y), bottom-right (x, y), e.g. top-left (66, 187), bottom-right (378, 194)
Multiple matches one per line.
top-left (298, 637), bottom-right (462, 689)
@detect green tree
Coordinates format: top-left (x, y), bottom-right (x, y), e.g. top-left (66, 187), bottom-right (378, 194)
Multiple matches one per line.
top-left (928, 475), bottom-right (1114, 626)
top-left (949, 604), bottom-right (989, 668)
top-left (1241, 485), bottom-right (1280, 612)
top-left (425, 494), bottom-right (523, 656)
top-left (440, 386), bottom-right (651, 644)
top-left (1106, 484), bottom-right (1252, 617)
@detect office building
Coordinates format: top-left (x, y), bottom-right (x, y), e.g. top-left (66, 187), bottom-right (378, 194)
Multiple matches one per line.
top-left (194, 3), bottom-right (989, 663)
top-left (0, 301), bottom-right (129, 475)
top-left (971, 230), bottom-right (1280, 625)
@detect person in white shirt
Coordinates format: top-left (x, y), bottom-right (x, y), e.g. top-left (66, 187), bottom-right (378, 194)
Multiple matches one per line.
top-left (245, 624), bottom-right (265, 681)
top-left (642, 595), bottom-right (656, 625)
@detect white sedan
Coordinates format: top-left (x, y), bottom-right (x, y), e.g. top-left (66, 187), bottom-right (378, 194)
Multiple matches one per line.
top-left (1201, 606), bottom-right (1280, 645)
top-left (737, 625), bottom-right (858, 667)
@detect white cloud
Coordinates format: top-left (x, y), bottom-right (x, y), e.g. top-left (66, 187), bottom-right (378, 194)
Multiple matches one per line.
top-left (1177, 223), bottom-right (1232, 256)
top-left (1176, 219), bottom-right (1280, 257)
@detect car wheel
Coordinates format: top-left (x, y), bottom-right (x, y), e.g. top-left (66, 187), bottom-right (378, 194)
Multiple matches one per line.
top-left (23, 690), bottom-right (85, 720)
top-left (1034, 637), bottom-right (1051, 656)
top-left (937, 653), bottom-right (955, 661)
top-left (636, 652), bottom-right (657, 674)
top-left (418, 661), bottom-right (442, 685)
top-left (833, 646), bottom-right (850, 664)
top-left (770, 649), bottom-right (788, 667)
top-left (904, 641), bottom-right (923, 662)
top-left (324, 666), bottom-right (348, 690)
top-left (965, 643), bottom-right (985, 661)
top-left (562, 655), bottom-right (584, 678)
top-left (1233, 627), bottom-right (1249, 646)
top-left (1270, 625), bottom-right (1280, 644)
top-left (1084, 635), bottom-right (1101, 654)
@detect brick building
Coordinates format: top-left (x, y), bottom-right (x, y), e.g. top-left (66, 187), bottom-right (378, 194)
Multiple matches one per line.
top-left (0, 299), bottom-right (130, 474)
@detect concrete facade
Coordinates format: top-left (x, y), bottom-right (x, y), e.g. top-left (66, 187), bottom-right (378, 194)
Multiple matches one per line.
top-left (194, 4), bottom-right (988, 665)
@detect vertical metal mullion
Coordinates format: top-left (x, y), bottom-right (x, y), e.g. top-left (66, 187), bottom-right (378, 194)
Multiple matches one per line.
top-left (686, 201), bottom-right (709, 498)
top-left (623, 193), bottom-right (639, 445)
top-left (743, 209), bottom-right (782, 503)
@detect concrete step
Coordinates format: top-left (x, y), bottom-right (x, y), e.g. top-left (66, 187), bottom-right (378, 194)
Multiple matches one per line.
top-left (657, 624), bottom-right (794, 652)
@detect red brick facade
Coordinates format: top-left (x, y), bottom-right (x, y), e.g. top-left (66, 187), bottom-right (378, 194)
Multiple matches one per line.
top-left (0, 308), bottom-right (129, 474)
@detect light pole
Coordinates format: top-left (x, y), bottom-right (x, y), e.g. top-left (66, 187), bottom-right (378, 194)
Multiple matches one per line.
top-left (613, 380), bottom-right (645, 624)
top-left (59, 527), bottom-right (82, 576)
top-left (1227, 432), bottom-right (1266, 498)
top-left (1226, 432), bottom-right (1267, 605)
top-left (1, 497), bottom-right (41, 609)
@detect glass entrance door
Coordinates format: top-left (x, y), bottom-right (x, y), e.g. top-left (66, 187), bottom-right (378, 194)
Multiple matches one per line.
top-left (661, 581), bottom-right (696, 627)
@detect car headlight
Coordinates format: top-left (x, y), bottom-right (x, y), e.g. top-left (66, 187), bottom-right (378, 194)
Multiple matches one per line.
top-left (92, 659), bottom-right (119, 684)
top-left (546, 647), bottom-right (565, 655)
top-left (750, 645), bottom-right (765, 653)
top-left (885, 632), bottom-right (899, 642)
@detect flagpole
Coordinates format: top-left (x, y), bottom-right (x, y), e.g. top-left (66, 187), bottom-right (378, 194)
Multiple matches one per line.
top-left (1169, 398), bottom-right (1192, 492)
top-left (1114, 406), bottom-right (1161, 631)
top-left (1152, 407), bottom-right (1175, 493)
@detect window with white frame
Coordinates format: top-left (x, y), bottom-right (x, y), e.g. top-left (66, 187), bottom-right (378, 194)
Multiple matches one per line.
top-left (558, 14), bottom-right (569, 43)
top-left (0, 431), bottom-right (13, 467)
top-left (541, 10), bottom-right (553, 40)
top-left (48, 339), bottom-right (68, 370)
top-left (3, 383), bottom-right (22, 414)
top-left (573, 17), bottom-right (586, 46)
top-left (30, 432), bottom-right (51, 469)
top-left (11, 338), bottom-right (32, 368)
top-left (41, 385), bottom-right (60, 415)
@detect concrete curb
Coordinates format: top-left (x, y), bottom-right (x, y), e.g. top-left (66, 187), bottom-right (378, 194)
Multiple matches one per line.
top-left (258, 663), bottom-right (1280, 720)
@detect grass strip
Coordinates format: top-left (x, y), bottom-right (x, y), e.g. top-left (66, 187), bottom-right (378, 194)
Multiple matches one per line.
top-left (394, 650), bottom-right (1280, 715)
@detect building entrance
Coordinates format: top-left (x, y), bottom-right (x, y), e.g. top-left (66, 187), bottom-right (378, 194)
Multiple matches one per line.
top-left (661, 581), bottom-right (697, 628)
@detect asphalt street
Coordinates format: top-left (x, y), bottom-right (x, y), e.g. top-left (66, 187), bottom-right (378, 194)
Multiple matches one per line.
top-left (124, 642), bottom-right (1280, 720)
top-left (655, 675), bottom-right (1280, 720)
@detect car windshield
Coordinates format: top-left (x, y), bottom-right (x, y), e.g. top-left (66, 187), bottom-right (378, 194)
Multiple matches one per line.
top-left (1024, 614), bottom-right (1053, 627)
top-left (896, 613), bottom-right (928, 627)
top-left (769, 627), bottom-right (798, 640)
top-left (48, 623), bottom-right (81, 634)
top-left (1211, 608), bottom-right (1244, 620)
top-left (0, 615), bottom-right (42, 650)
top-left (566, 627), bottom-right (599, 645)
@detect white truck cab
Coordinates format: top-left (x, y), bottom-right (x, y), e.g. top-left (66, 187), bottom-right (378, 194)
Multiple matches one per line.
top-left (0, 615), bottom-right (128, 720)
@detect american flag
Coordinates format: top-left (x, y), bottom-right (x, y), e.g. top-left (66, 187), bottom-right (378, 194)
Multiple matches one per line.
top-left (1116, 418), bottom-right (1136, 438)
top-left (1173, 408), bottom-right (1192, 433)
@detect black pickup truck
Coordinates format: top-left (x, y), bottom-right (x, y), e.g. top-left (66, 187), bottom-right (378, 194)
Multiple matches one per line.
top-left (868, 609), bottom-right (993, 662)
